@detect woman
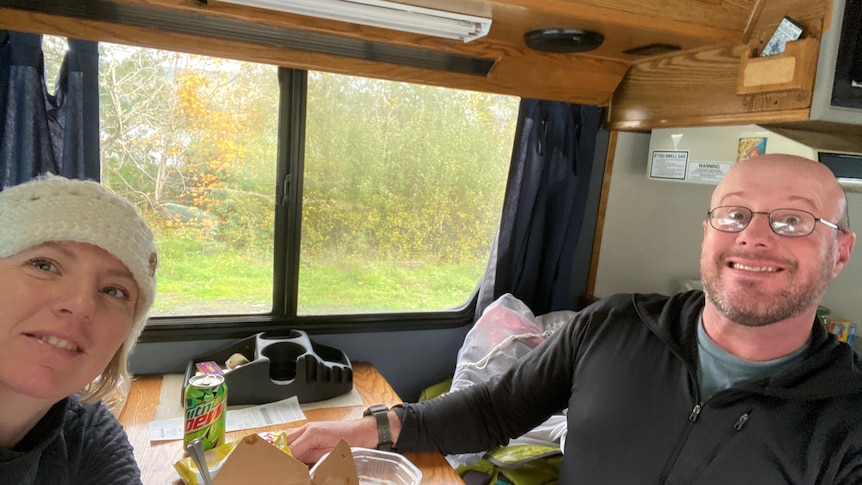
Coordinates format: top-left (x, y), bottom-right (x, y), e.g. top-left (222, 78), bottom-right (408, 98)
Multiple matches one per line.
top-left (0, 174), bottom-right (158, 484)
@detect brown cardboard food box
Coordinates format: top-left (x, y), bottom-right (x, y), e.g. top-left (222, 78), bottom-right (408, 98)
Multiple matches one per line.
top-left (213, 434), bottom-right (359, 485)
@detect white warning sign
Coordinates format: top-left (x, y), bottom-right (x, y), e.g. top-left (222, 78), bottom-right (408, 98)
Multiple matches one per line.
top-left (686, 161), bottom-right (732, 184)
top-left (650, 150), bottom-right (688, 180)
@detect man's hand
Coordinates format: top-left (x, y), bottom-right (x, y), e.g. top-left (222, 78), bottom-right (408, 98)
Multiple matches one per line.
top-left (286, 410), bottom-right (404, 464)
top-left (285, 417), bottom-right (379, 464)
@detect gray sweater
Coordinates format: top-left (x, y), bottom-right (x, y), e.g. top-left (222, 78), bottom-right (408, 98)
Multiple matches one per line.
top-left (0, 396), bottom-right (141, 484)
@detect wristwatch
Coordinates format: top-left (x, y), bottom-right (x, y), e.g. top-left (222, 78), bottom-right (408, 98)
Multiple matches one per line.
top-left (363, 404), bottom-right (393, 451)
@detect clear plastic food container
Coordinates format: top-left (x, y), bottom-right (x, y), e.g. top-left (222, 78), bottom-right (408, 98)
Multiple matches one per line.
top-left (310, 447), bottom-right (422, 485)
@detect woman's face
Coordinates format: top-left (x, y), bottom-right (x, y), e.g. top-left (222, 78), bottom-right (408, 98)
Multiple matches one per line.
top-left (0, 241), bottom-right (139, 402)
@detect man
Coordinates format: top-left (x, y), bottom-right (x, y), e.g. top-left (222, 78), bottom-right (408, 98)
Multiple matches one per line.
top-left (287, 154), bottom-right (861, 483)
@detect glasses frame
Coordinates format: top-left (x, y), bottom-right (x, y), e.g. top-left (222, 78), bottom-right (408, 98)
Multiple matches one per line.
top-left (706, 205), bottom-right (846, 237)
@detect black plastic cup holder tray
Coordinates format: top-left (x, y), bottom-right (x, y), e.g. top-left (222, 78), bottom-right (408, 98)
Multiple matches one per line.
top-left (182, 330), bottom-right (353, 406)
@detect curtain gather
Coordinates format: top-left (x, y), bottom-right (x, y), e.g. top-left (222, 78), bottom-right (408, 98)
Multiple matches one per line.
top-left (0, 31), bottom-right (100, 188)
top-left (477, 99), bottom-right (602, 317)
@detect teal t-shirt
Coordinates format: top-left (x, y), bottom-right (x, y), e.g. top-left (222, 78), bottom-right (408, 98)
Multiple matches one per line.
top-left (697, 314), bottom-right (809, 399)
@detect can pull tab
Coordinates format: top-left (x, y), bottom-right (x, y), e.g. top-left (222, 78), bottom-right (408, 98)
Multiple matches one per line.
top-left (187, 438), bottom-right (215, 485)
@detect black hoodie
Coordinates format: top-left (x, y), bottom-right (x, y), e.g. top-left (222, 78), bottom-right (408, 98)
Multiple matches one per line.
top-left (398, 291), bottom-right (862, 484)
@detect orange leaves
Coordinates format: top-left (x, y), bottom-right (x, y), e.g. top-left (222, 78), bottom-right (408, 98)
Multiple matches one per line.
top-left (170, 67), bottom-right (260, 223)
top-left (176, 71), bottom-right (210, 122)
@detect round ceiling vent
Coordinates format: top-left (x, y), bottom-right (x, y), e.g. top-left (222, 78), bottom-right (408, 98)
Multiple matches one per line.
top-left (523, 28), bottom-right (605, 53)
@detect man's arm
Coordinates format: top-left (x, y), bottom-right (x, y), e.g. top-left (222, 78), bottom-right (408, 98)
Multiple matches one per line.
top-left (287, 307), bottom-right (590, 463)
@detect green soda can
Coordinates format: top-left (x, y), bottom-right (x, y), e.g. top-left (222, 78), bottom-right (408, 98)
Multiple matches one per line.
top-left (184, 374), bottom-right (227, 451)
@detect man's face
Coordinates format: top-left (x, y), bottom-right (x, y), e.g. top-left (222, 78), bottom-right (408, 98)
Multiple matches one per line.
top-left (0, 242), bottom-right (139, 402)
top-left (700, 157), bottom-right (853, 327)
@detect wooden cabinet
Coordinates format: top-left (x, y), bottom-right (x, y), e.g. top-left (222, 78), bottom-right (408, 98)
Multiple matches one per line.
top-left (606, 0), bottom-right (833, 131)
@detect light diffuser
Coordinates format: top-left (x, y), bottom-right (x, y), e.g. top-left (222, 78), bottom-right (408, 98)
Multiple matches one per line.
top-left (214, 0), bottom-right (492, 42)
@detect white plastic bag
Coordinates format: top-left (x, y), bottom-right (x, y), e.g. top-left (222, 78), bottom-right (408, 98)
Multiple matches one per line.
top-left (447, 293), bottom-right (575, 468)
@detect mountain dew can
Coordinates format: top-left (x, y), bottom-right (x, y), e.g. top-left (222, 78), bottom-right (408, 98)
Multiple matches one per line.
top-left (184, 374), bottom-right (227, 451)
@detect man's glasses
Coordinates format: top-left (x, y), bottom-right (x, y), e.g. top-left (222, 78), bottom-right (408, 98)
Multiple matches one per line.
top-left (706, 206), bottom-right (846, 237)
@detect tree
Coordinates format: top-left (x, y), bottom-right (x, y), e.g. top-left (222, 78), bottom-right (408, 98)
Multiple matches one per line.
top-left (99, 45), bottom-right (278, 251)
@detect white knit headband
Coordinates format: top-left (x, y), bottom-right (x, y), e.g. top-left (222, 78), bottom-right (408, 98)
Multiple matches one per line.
top-left (0, 174), bottom-right (158, 353)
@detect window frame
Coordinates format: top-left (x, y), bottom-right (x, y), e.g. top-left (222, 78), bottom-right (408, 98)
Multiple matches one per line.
top-left (137, 67), bottom-right (482, 344)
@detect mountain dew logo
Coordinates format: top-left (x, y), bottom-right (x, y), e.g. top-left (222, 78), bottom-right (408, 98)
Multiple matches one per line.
top-left (183, 375), bottom-right (227, 451)
top-left (185, 399), bottom-right (225, 431)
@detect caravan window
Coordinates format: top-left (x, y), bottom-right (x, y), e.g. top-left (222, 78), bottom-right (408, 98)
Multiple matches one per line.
top-left (43, 38), bottom-right (519, 326)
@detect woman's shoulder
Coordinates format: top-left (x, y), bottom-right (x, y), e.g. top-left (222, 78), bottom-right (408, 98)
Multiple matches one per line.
top-left (65, 395), bottom-right (123, 437)
top-left (65, 395), bottom-right (142, 483)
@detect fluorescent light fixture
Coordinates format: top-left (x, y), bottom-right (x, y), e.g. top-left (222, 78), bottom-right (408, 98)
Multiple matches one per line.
top-left (214, 0), bottom-right (492, 42)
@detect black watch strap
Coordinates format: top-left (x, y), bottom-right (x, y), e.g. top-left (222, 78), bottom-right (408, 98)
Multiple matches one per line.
top-left (363, 404), bottom-right (393, 451)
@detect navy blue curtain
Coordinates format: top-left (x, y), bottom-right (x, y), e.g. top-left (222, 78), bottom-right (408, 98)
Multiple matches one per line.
top-left (0, 31), bottom-right (100, 188)
top-left (477, 99), bottom-right (602, 317)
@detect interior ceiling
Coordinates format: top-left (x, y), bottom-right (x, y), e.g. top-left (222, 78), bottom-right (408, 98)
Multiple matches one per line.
top-left (0, 0), bottom-right (758, 105)
top-left (188, 0), bottom-right (753, 61)
top-left (3, 1), bottom-right (856, 158)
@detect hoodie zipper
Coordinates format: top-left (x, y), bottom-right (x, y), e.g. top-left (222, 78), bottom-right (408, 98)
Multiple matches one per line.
top-left (686, 409), bottom-right (753, 481)
top-left (658, 404), bottom-right (753, 483)
top-left (657, 402), bottom-right (701, 483)
top-left (689, 404), bottom-right (702, 422)
top-left (733, 412), bottom-right (750, 430)
top-left (657, 362), bottom-right (703, 485)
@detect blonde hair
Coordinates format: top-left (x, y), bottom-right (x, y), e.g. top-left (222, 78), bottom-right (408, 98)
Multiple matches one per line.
top-left (79, 344), bottom-right (130, 404)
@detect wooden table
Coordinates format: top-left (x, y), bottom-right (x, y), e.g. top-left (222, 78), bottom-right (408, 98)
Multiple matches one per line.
top-left (119, 362), bottom-right (464, 484)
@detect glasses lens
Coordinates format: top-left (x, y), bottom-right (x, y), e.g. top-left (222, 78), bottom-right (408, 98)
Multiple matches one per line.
top-left (769, 209), bottom-right (815, 236)
top-left (710, 206), bottom-right (750, 232)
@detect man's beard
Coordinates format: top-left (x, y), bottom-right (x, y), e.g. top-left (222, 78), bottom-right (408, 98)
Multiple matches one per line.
top-left (701, 244), bottom-right (835, 327)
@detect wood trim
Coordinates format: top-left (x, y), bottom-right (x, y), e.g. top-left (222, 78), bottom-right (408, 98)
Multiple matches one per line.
top-left (608, 109), bottom-right (812, 132)
top-left (761, 123), bottom-right (862, 153)
top-left (741, 0), bottom-right (768, 44)
top-left (586, 130), bottom-right (617, 297)
top-left (608, 108), bottom-right (810, 133)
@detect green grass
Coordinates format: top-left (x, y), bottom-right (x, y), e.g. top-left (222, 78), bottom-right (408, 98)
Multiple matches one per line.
top-left (151, 238), bottom-right (485, 316)
top-left (297, 260), bottom-right (483, 313)
top-left (152, 238), bottom-right (274, 315)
